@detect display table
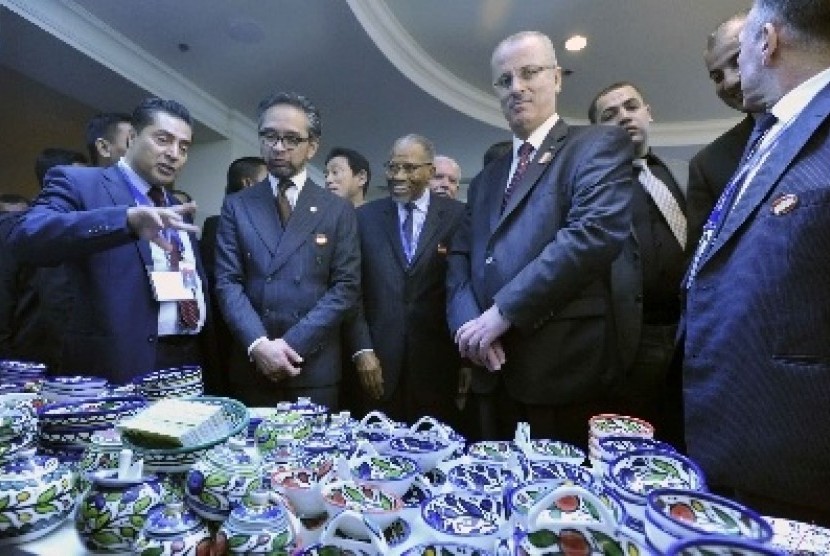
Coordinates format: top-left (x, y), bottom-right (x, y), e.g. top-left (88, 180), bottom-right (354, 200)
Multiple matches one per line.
top-left (15, 521), bottom-right (86, 556)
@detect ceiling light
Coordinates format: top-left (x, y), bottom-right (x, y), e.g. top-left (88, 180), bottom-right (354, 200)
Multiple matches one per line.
top-left (565, 35), bottom-right (587, 52)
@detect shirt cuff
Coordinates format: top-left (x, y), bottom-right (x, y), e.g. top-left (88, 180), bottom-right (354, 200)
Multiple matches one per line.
top-left (352, 349), bottom-right (374, 361)
top-left (248, 336), bottom-right (267, 359)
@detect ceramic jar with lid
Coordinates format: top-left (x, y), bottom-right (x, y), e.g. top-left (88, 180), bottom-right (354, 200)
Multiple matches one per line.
top-left (254, 404), bottom-right (312, 457)
top-left (216, 490), bottom-right (298, 554)
top-left (78, 428), bottom-right (124, 494)
top-left (185, 437), bottom-right (263, 522)
top-left (134, 501), bottom-right (212, 556)
top-left (0, 450), bottom-right (76, 546)
top-left (76, 469), bottom-right (164, 553)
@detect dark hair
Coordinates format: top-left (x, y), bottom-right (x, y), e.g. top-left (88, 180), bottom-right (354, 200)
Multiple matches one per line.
top-left (588, 81), bottom-right (647, 123)
top-left (34, 148), bottom-right (88, 187)
top-left (754, 0), bottom-right (830, 46)
top-left (325, 147), bottom-right (372, 195)
top-left (132, 98), bottom-right (193, 134)
top-left (85, 112), bottom-right (131, 164)
top-left (0, 193), bottom-right (30, 206)
top-left (483, 140), bottom-right (512, 168)
top-left (226, 156), bottom-right (267, 195)
top-left (256, 92), bottom-right (322, 139)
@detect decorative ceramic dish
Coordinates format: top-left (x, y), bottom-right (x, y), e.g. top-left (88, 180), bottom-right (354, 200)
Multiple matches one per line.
top-left (589, 414), bottom-right (654, 439)
top-left (466, 440), bottom-right (520, 463)
top-left (350, 454), bottom-right (419, 497)
top-left (421, 492), bottom-right (506, 540)
top-left (447, 461), bottom-right (520, 496)
top-left (524, 439), bottom-right (586, 466)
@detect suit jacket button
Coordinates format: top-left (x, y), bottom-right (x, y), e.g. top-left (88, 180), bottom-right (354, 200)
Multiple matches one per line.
top-left (148, 336), bottom-right (156, 343)
top-left (266, 276), bottom-right (273, 283)
top-left (293, 277), bottom-right (301, 284)
top-left (485, 256), bottom-right (494, 264)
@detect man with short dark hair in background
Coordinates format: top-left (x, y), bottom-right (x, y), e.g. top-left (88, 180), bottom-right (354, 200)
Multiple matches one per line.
top-left (85, 112), bottom-right (133, 167)
top-left (8, 98), bottom-right (208, 383)
top-left (325, 147), bottom-right (371, 208)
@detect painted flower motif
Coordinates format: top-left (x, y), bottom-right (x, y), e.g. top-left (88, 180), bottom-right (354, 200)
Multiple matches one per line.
top-left (93, 493), bottom-right (106, 511)
top-left (122, 487), bottom-right (139, 504)
top-left (187, 470), bottom-right (205, 495)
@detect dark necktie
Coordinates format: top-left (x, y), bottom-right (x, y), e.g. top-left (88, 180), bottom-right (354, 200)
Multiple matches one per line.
top-left (147, 186), bottom-right (200, 330)
top-left (402, 201), bottom-right (416, 263)
top-left (502, 142), bottom-right (534, 214)
top-left (276, 179), bottom-right (293, 228)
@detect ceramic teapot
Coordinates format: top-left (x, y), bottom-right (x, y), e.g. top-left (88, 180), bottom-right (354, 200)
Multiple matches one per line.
top-left (76, 469), bottom-right (164, 553)
top-left (185, 437), bottom-right (263, 522)
top-left (134, 501), bottom-right (212, 556)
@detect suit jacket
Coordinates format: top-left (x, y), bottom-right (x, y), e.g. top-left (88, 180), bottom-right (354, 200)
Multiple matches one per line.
top-left (686, 115), bottom-right (754, 254)
top-left (683, 83), bottom-right (830, 511)
top-left (447, 121), bottom-right (634, 405)
top-left (348, 195), bottom-right (464, 416)
top-left (200, 214), bottom-right (220, 290)
top-left (215, 178), bottom-right (360, 390)
top-left (7, 165), bottom-right (209, 384)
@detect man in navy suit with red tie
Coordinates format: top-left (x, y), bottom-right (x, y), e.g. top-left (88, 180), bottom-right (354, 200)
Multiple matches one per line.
top-left (447, 31), bottom-right (634, 446)
top-left (683, 0), bottom-right (830, 524)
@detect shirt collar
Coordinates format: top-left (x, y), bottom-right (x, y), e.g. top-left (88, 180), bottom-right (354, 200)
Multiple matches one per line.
top-left (771, 66), bottom-right (830, 124)
top-left (269, 169), bottom-right (307, 196)
top-left (117, 159), bottom-right (151, 194)
top-left (398, 188), bottom-right (431, 213)
top-left (514, 112), bottom-right (560, 155)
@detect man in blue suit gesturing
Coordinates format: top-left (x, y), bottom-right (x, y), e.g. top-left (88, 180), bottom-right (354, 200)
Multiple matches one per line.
top-left (447, 31), bottom-right (634, 446)
top-left (683, 0), bottom-right (830, 525)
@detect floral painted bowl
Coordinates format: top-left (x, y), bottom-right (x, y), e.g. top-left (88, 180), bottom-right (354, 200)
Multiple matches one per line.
top-left (350, 454), bottom-right (419, 497)
top-left (589, 414), bottom-right (654, 440)
top-left (271, 467), bottom-right (326, 518)
top-left (516, 524), bottom-right (648, 556)
top-left (134, 501), bottom-right (212, 556)
top-left (384, 435), bottom-right (454, 472)
top-left (524, 460), bottom-right (595, 488)
top-left (508, 482), bottom-right (626, 529)
top-left (595, 436), bottom-right (676, 461)
top-left (645, 488), bottom-right (773, 553)
top-left (216, 491), bottom-right (298, 554)
top-left (421, 492), bottom-right (507, 552)
top-left (666, 536), bottom-right (785, 555)
top-left (466, 440), bottom-right (521, 464)
top-left (447, 461), bottom-right (520, 496)
top-left (38, 396), bottom-right (147, 428)
top-left (321, 481), bottom-right (402, 535)
top-left (521, 439), bottom-right (586, 466)
top-left (293, 509), bottom-right (391, 555)
top-left (401, 543), bottom-right (495, 555)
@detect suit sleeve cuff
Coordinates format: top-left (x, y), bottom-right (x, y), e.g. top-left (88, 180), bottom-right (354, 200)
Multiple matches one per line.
top-left (247, 336), bottom-right (267, 359)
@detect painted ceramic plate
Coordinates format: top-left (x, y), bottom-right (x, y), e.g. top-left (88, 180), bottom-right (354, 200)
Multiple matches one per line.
top-left (589, 414), bottom-right (654, 438)
top-left (323, 483), bottom-right (401, 514)
top-left (610, 450), bottom-right (706, 498)
top-left (352, 455), bottom-right (418, 481)
top-left (447, 462), bottom-right (518, 495)
top-left (422, 492), bottom-right (505, 537)
top-left (466, 441), bottom-right (520, 463)
top-left (527, 439), bottom-right (586, 463)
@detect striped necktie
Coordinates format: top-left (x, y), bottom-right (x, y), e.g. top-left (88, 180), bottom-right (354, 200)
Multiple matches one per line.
top-left (633, 160), bottom-right (686, 249)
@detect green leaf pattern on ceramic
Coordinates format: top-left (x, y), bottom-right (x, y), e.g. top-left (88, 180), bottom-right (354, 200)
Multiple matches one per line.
top-left (76, 483), bottom-right (162, 552)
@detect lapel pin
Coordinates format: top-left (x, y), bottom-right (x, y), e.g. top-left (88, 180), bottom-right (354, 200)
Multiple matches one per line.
top-left (315, 233), bottom-right (328, 245)
top-left (310, 206), bottom-right (318, 213)
top-left (538, 151), bottom-right (553, 164)
top-left (771, 193), bottom-right (798, 216)
top-left (437, 244), bottom-right (448, 255)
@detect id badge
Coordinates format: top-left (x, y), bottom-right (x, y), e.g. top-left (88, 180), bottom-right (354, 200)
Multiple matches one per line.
top-left (148, 270), bottom-right (195, 301)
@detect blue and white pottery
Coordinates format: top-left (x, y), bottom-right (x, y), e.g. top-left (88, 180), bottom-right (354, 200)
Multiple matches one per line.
top-left (421, 492), bottom-right (508, 552)
top-left (645, 488), bottom-right (773, 553)
top-left (270, 467), bottom-right (326, 519)
top-left (466, 441), bottom-right (520, 464)
top-left (255, 410), bottom-right (312, 455)
top-left (350, 451), bottom-right (419, 497)
top-left (185, 438), bottom-right (262, 522)
top-left (524, 461), bottom-right (595, 488)
top-left (78, 428), bottom-right (124, 494)
top-left (446, 461), bottom-right (520, 496)
top-left (246, 407), bottom-right (278, 440)
top-left (384, 435), bottom-right (454, 472)
top-left (75, 469), bottom-right (164, 553)
top-left (39, 396), bottom-right (146, 428)
top-left (134, 501), bottom-right (212, 556)
top-left (43, 375), bottom-right (108, 391)
top-left (286, 397), bottom-right (329, 428)
top-left (217, 490), bottom-right (298, 554)
top-left (321, 480), bottom-right (402, 536)
top-left (522, 439), bottom-right (586, 467)
top-left (666, 536), bottom-right (785, 555)
top-left (508, 481), bottom-right (626, 529)
top-left (293, 509), bottom-right (391, 555)
top-left (0, 452), bottom-right (76, 546)
top-left (401, 543), bottom-right (495, 556)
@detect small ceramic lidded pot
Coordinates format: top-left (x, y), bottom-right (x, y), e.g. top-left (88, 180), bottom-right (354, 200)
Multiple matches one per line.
top-left (185, 437), bottom-right (263, 522)
top-left (134, 501), bottom-right (212, 556)
top-left (78, 428), bottom-right (124, 494)
top-left (254, 403), bottom-right (312, 457)
top-left (76, 469), bottom-right (164, 554)
top-left (217, 490), bottom-right (298, 554)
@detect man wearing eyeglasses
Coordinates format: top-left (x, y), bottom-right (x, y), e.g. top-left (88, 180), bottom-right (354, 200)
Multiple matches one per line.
top-left (447, 31), bottom-right (634, 445)
top-left (345, 134), bottom-right (465, 424)
top-left (215, 92), bottom-right (360, 409)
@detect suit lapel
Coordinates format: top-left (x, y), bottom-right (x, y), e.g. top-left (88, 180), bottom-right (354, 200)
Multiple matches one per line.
top-left (242, 180), bottom-right (283, 257)
top-left (704, 86), bottom-right (830, 267)
top-left (270, 179), bottom-right (325, 273)
top-left (102, 167), bottom-right (153, 267)
top-left (486, 157), bottom-right (512, 234)
top-left (409, 195), bottom-right (444, 269)
top-left (497, 121), bottom-right (569, 229)
top-left (381, 198), bottom-right (409, 270)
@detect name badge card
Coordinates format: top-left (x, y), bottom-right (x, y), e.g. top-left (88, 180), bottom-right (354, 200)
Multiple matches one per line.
top-left (148, 271), bottom-right (195, 301)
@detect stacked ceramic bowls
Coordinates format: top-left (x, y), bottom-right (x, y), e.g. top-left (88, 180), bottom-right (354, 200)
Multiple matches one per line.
top-left (0, 397), bottom-right (37, 462)
top-left (37, 396), bottom-right (146, 463)
top-left (594, 435), bottom-right (677, 476)
top-left (607, 449), bottom-right (707, 525)
top-left (133, 366), bottom-right (203, 400)
top-left (40, 375), bottom-right (108, 404)
top-left (588, 414), bottom-right (655, 464)
top-left (645, 488), bottom-right (774, 553)
top-left (0, 360), bottom-right (47, 386)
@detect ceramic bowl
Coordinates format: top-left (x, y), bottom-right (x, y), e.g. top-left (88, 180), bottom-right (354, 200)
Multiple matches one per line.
top-left (350, 454), bottom-right (419, 497)
top-left (217, 490), bottom-right (298, 554)
top-left (383, 435), bottom-right (454, 472)
top-left (508, 481), bottom-right (626, 529)
top-left (521, 439), bottom-right (586, 466)
top-left (447, 461), bottom-right (520, 496)
top-left (286, 397), bottom-right (329, 428)
top-left (589, 414), bottom-right (655, 440)
top-left (38, 396), bottom-right (147, 428)
top-left (246, 407), bottom-right (278, 440)
top-left (42, 375), bottom-right (108, 391)
top-left (666, 536), bottom-right (785, 555)
top-left (466, 440), bottom-right (521, 464)
top-left (134, 501), bottom-right (212, 556)
top-left (134, 366), bottom-right (203, 389)
top-left (608, 450), bottom-right (707, 523)
top-left (595, 435), bottom-right (676, 461)
top-left (517, 523), bottom-right (650, 556)
top-left (524, 460), bottom-right (595, 488)
top-left (271, 467), bottom-right (326, 518)
top-left (645, 488), bottom-right (773, 553)
top-left (321, 481), bottom-right (402, 536)
top-left (421, 492), bottom-right (507, 552)
top-left (401, 543), bottom-right (496, 556)
top-left (293, 509), bottom-right (391, 555)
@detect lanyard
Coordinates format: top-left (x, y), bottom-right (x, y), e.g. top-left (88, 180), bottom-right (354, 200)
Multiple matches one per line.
top-left (116, 166), bottom-right (184, 253)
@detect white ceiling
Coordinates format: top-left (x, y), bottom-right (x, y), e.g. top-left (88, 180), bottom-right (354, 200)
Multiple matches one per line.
top-left (1, 0), bottom-right (751, 186)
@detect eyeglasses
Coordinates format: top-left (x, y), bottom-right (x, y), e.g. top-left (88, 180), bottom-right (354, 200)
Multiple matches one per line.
top-left (493, 65), bottom-right (556, 90)
top-left (383, 161), bottom-right (432, 175)
top-left (258, 131), bottom-right (311, 149)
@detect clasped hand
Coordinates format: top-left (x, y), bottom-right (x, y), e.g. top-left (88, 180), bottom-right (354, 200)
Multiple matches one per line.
top-left (455, 305), bottom-right (509, 371)
top-left (252, 338), bottom-right (304, 384)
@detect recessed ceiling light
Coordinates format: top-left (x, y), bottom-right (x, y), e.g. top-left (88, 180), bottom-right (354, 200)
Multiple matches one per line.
top-left (565, 35), bottom-right (587, 52)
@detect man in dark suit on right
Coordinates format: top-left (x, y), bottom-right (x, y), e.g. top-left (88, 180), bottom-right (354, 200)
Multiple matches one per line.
top-left (447, 31), bottom-right (633, 446)
top-left (686, 12), bottom-right (762, 253)
top-left (683, 0), bottom-right (830, 525)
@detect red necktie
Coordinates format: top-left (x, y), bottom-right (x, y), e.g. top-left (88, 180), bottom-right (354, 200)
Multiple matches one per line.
top-left (501, 142), bottom-right (534, 213)
top-left (148, 186), bottom-right (200, 330)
